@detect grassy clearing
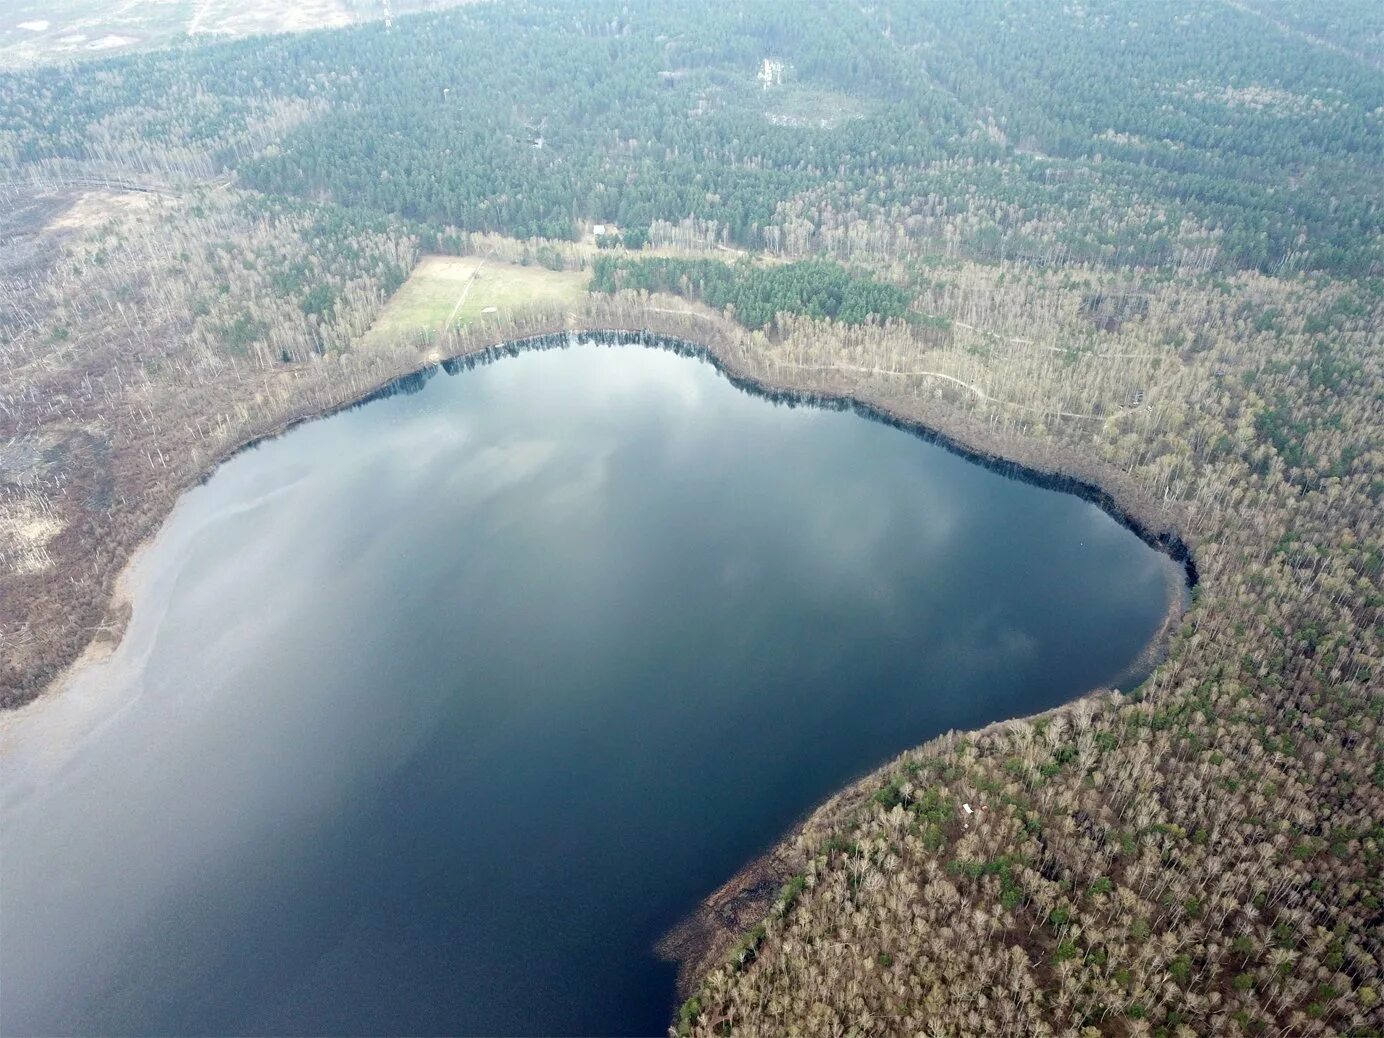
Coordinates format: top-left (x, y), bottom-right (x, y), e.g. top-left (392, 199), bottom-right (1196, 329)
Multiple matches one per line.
top-left (361, 255), bottom-right (590, 347)
top-left (761, 86), bottom-right (875, 129)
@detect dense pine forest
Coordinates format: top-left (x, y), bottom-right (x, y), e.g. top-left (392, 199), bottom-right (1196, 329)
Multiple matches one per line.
top-left (1, 2), bottom-right (1381, 1036)
top-left (589, 256), bottom-right (912, 330)
top-left (3, 1), bottom-right (1382, 274)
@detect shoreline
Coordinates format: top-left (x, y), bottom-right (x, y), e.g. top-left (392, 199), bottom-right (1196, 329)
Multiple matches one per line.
top-left (653, 573), bottom-right (1190, 1003)
top-left (19, 319), bottom-right (1197, 718)
top-left (490, 331), bottom-right (1199, 582)
top-left (8, 320), bottom-right (1199, 1019)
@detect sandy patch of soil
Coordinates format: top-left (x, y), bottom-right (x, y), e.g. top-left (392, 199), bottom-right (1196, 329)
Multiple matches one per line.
top-left (0, 494), bottom-right (62, 577)
top-left (48, 190), bottom-right (158, 232)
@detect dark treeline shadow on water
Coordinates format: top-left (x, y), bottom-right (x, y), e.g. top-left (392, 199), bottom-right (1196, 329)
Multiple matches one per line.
top-left (365, 330), bottom-right (1198, 585)
top-left (1, 336), bottom-right (1189, 1037)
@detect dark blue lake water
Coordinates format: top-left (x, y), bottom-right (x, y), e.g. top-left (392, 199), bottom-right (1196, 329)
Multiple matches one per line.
top-left (0, 339), bottom-right (1179, 1035)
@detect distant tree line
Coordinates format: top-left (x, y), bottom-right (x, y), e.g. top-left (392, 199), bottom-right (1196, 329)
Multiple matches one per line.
top-left (2, 0), bottom-right (1379, 276)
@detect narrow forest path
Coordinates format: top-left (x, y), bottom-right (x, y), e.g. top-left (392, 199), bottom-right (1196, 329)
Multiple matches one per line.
top-left (1221, 0), bottom-right (1381, 71)
top-left (951, 320), bottom-right (1161, 360)
top-left (632, 306), bottom-right (1112, 422)
top-left (444, 259), bottom-right (485, 329)
top-left (776, 360), bottom-right (1106, 421)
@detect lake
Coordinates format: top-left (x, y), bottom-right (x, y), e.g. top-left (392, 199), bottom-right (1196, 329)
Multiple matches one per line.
top-left (0, 337), bottom-right (1181, 1035)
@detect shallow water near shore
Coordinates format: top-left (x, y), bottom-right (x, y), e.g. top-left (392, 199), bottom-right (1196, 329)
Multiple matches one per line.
top-left (1, 339), bottom-right (1180, 1036)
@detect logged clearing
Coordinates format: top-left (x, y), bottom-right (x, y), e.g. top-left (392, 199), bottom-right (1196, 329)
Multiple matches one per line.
top-left (362, 255), bottom-right (589, 347)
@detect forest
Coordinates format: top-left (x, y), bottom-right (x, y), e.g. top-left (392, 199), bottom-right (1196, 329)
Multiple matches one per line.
top-left (589, 256), bottom-right (911, 330)
top-left (1, 1), bottom-right (1381, 1036)
top-left (2, 1), bottom-right (1382, 273)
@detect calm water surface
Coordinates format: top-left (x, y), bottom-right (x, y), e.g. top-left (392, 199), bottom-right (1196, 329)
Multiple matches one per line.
top-left (1, 341), bottom-right (1178, 1035)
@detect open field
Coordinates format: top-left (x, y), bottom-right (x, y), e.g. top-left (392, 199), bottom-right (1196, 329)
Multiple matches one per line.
top-left (0, 0), bottom-right (475, 67)
top-left (361, 255), bottom-right (590, 347)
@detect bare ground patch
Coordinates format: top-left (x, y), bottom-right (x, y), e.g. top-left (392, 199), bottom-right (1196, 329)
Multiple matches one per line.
top-left (47, 189), bottom-right (160, 232)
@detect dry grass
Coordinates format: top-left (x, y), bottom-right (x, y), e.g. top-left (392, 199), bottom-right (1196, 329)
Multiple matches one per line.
top-left (361, 255), bottom-right (589, 347)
